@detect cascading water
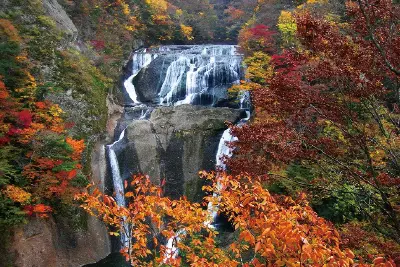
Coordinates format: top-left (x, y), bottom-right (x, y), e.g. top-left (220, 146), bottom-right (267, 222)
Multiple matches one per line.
top-left (205, 100), bottom-right (251, 228)
top-left (107, 130), bottom-right (129, 246)
top-left (123, 45), bottom-right (243, 106)
top-left (106, 45), bottom-right (249, 262)
top-left (125, 49), bottom-right (158, 104)
top-left (205, 128), bottom-right (238, 227)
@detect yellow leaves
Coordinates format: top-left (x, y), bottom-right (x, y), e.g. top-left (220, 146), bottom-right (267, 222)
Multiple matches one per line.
top-left (16, 55), bottom-right (28, 62)
top-left (3, 185), bottom-right (31, 203)
top-left (323, 120), bottom-right (347, 145)
top-left (118, 0), bottom-right (131, 16)
top-left (180, 24), bottom-right (194, 41)
top-left (151, 14), bottom-right (169, 25)
top-left (369, 149), bottom-right (387, 167)
top-left (109, 232), bottom-right (120, 236)
top-left (175, 9), bottom-right (183, 17)
top-left (244, 51), bottom-right (273, 84)
top-left (48, 104), bottom-right (63, 117)
top-left (306, 0), bottom-right (328, 4)
top-left (26, 73), bottom-right (37, 88)
top-left (297, 0), bottom-right (328, 9)
top-left (145, 0), bottom-right (168, 13)
top-left (125, 25), bottom-right (135, 32)
top-left (278, 11), bottom-right (297, 35)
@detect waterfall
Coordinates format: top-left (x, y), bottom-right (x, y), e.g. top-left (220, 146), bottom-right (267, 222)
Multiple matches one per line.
top-left (107, 129), bottom-right (129, 246)
top-left (111, 45), bottom-right (247, 260)
top-left (158, 56), bottom-right (190, 105)
top-left (125, 49), bottom-right (158, 104)
top-left (204, 128), bottom-right (238, 228)
top-left (206, 90), bottom-right (251, 227)
top-left (163, 229), bottom-right (186, 262)
top-left (154, 45), bottom-right (242, 105)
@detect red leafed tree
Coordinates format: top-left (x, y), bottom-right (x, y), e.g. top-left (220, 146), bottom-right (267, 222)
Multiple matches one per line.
top-left (238, 24), bottom-right (276, 55)
top-left (227, 0), bottom-right (400, 249)
top-left (18, 110), bottom-right (32, 128)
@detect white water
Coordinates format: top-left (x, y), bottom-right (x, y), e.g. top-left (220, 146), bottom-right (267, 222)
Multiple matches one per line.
top-left (124, 49), bottom-right (158, 104)
top-left (107, 129), bottom-right (129, 246)
top-left (123, 45), bottom-right (243, 106)
top-left (204, 128), bottom-right (238, 227)
top-left (163, 229), bottom-right (186, 262)
top-left (206, 92), bottom-right (251, 227)
top-left (159, 56), bottom-right (190, 105)
top-left (156, 45), bottom-right (242, 105)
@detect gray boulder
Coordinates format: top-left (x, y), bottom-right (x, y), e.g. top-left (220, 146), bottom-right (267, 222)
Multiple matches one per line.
top-left (114, 105), bottom-right (242, 202)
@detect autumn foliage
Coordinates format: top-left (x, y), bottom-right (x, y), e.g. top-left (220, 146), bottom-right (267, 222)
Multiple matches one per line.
top-left (228, 0), bottom-right (400, 262)
top-left (0, 19), bottom-right (86, 223)
top-left (78, 172), bottom-right (392, 266)
top-left (77, 0), bottom-right (400, 265)
top-left (238, 24), bottom-right (276, 55)
top-left (2, 0), bottom-right (399, 265)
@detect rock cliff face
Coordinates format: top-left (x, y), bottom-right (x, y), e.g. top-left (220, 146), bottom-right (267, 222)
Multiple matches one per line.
top-left (10, 217), bottom-right (110, 267)
top-left (42, 0), bottom-right (78, 42)
top-left (114, 105), bottom-right (243, 202)
top-left (4, 1), bottom-right (112, 266)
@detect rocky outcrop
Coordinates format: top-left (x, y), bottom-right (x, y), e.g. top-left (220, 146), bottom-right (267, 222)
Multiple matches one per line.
top-left (3, 2), bottom-right (112, 266)
top-left (132, 57), bottom-right (174, 104)
top-left (115, 105), bottom-right (243, 201)
top-left (8, 139), bottom-right (112, 267)
top-left (42, 0), bottom-right (78, 42)
top-left (10, 216), bottom-right (110, 267)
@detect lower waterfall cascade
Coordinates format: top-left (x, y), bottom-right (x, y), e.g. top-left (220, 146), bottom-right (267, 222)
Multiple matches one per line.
top-left (106, 44), bottom-right (251, 262)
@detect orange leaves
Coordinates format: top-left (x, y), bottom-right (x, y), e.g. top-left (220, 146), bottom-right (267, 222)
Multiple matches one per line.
top-left (24, 204), bottom-right (52, 218)
top-left (0, 86), bottom-right (9, 99)
top-left (0, 19), bottom-right (21, 42)
top-left (373, 257), bottom-right (397, 267)
top-left (201, 171), bottom-right (361, 266)
top-left (77, 174), bottom-right (235, 266)
top-left (55, 169), bottom-right (77, 180)
top-left (66, 137), bottom-right (85, 161)
top-left (224, 6), bottom-right (245, 22)
top-left (78, 172), bottom-right (379, 266)
top-left (35, 101), bottom-right (46, 109)
top-left (239, 229), bottom-right (255, 245)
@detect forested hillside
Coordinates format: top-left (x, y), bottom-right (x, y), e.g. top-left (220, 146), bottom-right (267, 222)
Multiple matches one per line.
top-left (1, 0), bottom-right (399, 266)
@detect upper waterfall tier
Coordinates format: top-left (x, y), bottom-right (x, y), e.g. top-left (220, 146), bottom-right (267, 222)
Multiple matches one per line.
top-left (124, 45), bottom-right (244, 106)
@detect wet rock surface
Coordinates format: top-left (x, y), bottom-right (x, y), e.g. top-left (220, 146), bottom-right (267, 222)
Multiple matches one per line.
top-left (114, 105), bottom-right (243, 202)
